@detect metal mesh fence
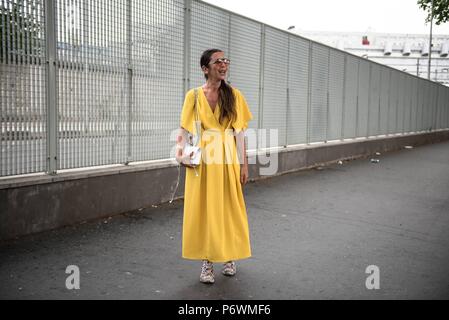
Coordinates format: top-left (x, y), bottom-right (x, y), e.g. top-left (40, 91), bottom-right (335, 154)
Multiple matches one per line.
top-left (1, 0), bottom-right (449, 177)
top-left (1, 0), bottom-right (46, 176)
top-left (190, 0), bottom-right (229, 89)
top-left (287, 35), bottom-right (309, 145)
top-left (328, 49), bottom-right (344, 141)
top-left (310, 43), bottom-right (329, 143)
top-left (263, 27), bottom-right (288, 146)
top-left (55, 0), bottom-right (129, 169)
top-left (130, 0), bottom-right (184, 162)
top-left (357, 59), bottom-right (370, 137)
top-left (343, 56), bottom-right (359, 139)
top-left (228, 14), bottom-right (260, 132)
top-left (368, 63), bottom-right (380, 137)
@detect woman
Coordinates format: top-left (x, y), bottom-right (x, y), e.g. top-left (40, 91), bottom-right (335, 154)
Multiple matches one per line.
top-left (175, 49), bottom-right (253, 284)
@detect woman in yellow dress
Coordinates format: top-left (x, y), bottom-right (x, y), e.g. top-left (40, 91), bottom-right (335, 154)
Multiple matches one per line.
top-left (175, 49), bottom-right (253, 284)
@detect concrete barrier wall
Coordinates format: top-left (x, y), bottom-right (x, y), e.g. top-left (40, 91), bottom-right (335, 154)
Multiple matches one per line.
top-left (1, 130), bottom-right (448, 241)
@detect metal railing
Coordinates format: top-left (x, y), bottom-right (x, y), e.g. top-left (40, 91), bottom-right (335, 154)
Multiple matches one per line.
top-left (1, 0), bottom-right (449, 177)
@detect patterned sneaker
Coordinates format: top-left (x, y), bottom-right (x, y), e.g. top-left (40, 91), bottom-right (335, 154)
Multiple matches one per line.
top-left (200, 260), bottom-right (215, 284)
top-left (222, 261), bottom-right (236, 276)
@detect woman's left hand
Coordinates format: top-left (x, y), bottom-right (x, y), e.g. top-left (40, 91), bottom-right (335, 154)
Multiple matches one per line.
top-left (240, 164), bottom-right (249, 185)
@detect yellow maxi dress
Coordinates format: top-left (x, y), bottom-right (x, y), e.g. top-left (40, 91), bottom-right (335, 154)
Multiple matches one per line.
top-left (180, 87), bottom-right (253, 263)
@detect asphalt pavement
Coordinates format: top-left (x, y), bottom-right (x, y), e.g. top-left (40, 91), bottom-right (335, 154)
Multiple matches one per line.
top-left (1, 140), bottom-right (448, 299)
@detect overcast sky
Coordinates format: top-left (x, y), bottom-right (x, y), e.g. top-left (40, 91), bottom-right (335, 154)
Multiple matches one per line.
top-left (203, 0), bottom-right (449, 35)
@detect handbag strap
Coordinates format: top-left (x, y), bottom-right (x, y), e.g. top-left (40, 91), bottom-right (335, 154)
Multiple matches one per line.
top-left (193, 88), bottom-right (201, 139)
top-left (191, 88), bottom-right (202, 146)
top-left (194, 88), bottom-right (198, 120)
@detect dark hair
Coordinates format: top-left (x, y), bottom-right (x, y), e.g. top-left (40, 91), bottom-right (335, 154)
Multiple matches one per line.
top-left (200, 49), bottom-right (236, 125)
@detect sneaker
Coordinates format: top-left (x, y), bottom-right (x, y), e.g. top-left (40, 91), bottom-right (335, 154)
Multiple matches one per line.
top-left (200, 260), bottom-right (214, 284)
top-left (222, 261), bottom-right (236, 276)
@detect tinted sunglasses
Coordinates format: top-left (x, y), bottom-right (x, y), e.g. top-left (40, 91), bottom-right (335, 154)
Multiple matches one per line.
top-left (210, 58), bottom-right (231, 65)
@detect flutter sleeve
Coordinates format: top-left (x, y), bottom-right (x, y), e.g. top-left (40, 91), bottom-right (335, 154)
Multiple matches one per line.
top-left (180, 89), bottom-right (196, 134)
top-left (232, 89), bottom-right (253, 133)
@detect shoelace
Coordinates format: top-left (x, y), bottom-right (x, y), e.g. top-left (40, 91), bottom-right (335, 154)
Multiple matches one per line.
top-left (223, 262), bottom-right (235, 271)
top-left (201, 261), bottom-right (213, 274)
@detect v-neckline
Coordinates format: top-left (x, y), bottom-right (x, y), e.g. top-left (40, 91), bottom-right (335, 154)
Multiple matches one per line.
top-left (200, 87), bottom-right (219, 116)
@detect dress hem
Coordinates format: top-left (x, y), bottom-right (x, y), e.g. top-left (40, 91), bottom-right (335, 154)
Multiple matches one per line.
top-left (182, 254), bottom-right (252, 263)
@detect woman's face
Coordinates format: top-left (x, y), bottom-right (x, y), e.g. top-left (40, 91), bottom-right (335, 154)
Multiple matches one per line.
top-left (203, 51), bottom-right (230, 81)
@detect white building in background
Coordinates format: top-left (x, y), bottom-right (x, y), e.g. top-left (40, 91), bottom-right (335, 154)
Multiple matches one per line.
top-left (294, 30), bottom-right (449, 86)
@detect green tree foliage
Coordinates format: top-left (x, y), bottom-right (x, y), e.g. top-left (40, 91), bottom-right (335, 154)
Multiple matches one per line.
top-left (0, 0), bottom-right (42, 63)
top-left (418, 0), bottom-right (449, 25)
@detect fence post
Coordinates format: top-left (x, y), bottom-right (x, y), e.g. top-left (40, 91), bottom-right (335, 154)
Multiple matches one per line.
top-left (428, 84), bottom-right (433, 131)
top-left (285, 35), bottom-right (290, 147)
top-left (377, 67), bottom-right (382, 137)
top-left (407, 77), bottom-right (412, 134)
top-left (445, 88), bottom-right (448, 129)
top-left (421, 80), bottom-right (425, 132)
top-left (376, 67), bottom-right (383, 136)
top-left (257, 24), bottom-right (266, 151)
top-left (126, 0), bottom-right (132, 164)
top-left (402, 74), bottom-right (406, 134)
top-left (227, 13), bottom-right (232, 82)
top-left (416, 79), bottom-right (423, 132)
top-left (341, 55), bottom-right (347, 141)
top-left (183, 0), bottom-right (192, 95)
top-left (366, 63), bottom-right (372, 138)
top-left (355, 59), bottom-right (360, 139)
top-left (385, 70), bottom-right (391, 136)
top-left (433, 85), bottom-right (439, 131)
top-left (307, 41), bottom-right (312, 144)
top-left (325, 48), bottom-right (330, 143)
top-left (395, 74), bottom-right (399, 134)
top-left (44, 0), bottom-right (58, 175)
top-left (415, 79), bottom-right (418, 132)
top-left (419, 81), bottom-right (423, 132)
